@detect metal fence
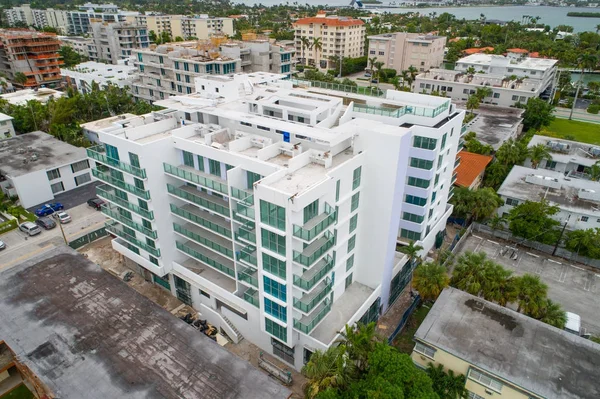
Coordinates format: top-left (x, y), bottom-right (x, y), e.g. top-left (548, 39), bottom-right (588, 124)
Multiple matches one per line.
top-left (291, 78), bottom-right (385, 97)
top-left (68, 227), bottom-right (108, 250)
top-left (388, 295), bottom-right (421, 344)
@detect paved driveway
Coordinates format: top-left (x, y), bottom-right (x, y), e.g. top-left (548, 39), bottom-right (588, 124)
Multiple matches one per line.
top-left (28, 181), bottom-right (100, 212)
top-left (458, 234), bottom-right (600, 336)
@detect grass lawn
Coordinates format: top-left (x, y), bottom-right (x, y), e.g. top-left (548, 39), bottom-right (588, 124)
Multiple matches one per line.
top-left (0, 384), bottom-right (34, 399)
top-left (540, 119), bottom-right (600, 145)
top-left (392, 304), bottom-right (431, 354)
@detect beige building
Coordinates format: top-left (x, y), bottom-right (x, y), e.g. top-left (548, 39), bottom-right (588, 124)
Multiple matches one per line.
top-left (129, 14), bottom-right (184, 40)
top-left (412, 288), bottom-right (600, 399)
top-left (367, 32), bottom-right (446, 73)
top-left (89, 19), bottom-right (150, 64)
top-left (293, 13), bottom-right (365, 69)
top-left (180, 16), bottom-right (234, 40)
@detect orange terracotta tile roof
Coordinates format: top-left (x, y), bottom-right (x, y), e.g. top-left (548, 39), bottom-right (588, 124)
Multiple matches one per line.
top-left (507, 48), bottom-right (529, 53)
top-left (293, 17), bottom-right (365, 27)
top-left (463, 47), bottom-right (494, 55)
top-left (455, 151), bottom-right (493, 188)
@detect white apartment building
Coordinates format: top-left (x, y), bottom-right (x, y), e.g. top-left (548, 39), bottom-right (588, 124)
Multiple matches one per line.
top-left (83, 72), bottom-right (463, 370)
top-left (219, 40), bottom-right (296, 77)
top-left (367, 32), bottom-right (446, 73)
top-left (59, 36), bottom-right (95, 58)
top-left (4, 4), bottom-right (69, 33)
top-left (67, 3), bottom-right (138, 35)
top-left (0, 131), bottom-right (92, 208)
top-left (61, 61), bottom-right (136, 93)
top-left (4, 4), bottom-right (35, 26)
top-left (180, 15), bottom-right (234, 40)
top-left (0, 113), bottom-right (15, 140)
top-left (293, 13), bottom-right (365, 69)
top-left (89, 20), bottom-right (150, 64)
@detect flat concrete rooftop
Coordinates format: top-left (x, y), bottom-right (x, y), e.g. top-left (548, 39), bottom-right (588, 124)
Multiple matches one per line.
top-left (528, 135), bottom-right (600, 167)
top-left (456, 102), bottom-right (524, 150)
top-left (0, 247), bottom-right (290, 399)
top-left (0, 131), bottom-right (88, 178)
top-left (416, 288), bottom-right (600, 399)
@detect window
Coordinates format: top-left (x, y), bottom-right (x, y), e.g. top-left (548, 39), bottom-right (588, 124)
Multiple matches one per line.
top-left (378, 51), bottom-right (384, 55)
top-left (347, 235), bottom-right (356, 252)
top-left (349, 214), bottom-right (358, 233)
top-left (241, 121), bottom-right (252, 127)
top-left (74, 172), bottom-right (91, 186)
top-left (468, 369), bottom-right (503, 392)
top-left (174, 61), bottom-right (179, 69)
top-left (208, 159), bottom-right (221, 176)
top-left (50, 181), bottom-right (64, 194)
top-left (403, 212), bottom-right (424, 224)
top-left (304, 200), bottom-right (319, 224)
top-left (336, 180), bottom-right (341, 201)
top-left (434, 174), bottom-right (440, 186)
top-left (263, 253), bottom-right (286, 278)
top-left (71, 160), bottom-right (89, 173)
top-left (493, 92), bottom-right (500, 98)
top-left (440, 133), bottom-right (447, 150)
top-left (414, 342), bottom-right (436, 358)
top-left (183, 62), bottom-right (189, 71)
top-left (260, 200), bottom-right (286, 230)
top-left (247, 171), bottom-right (261, 187)
top-left (265, 319), bottom-right (287, 342)
top-left (346, 254), bottom-right (354, 271)
top-left (410, 158), bottom-right (433, 170)
top-left (581, 216), bottom-right (589, 222)
top-left (46, 168), bottom-right (61, 180)
top-left (401, 228), bottom-right (421, 241)
top-left (467, 392), bottom-right (485, 399)
top-left (134, 178), bottom-right (145, 191)
top-left (405, 195), bottom-right (427, 206)
top-left (271, 338), bottom-right (294, 362)
top-left (194, 64), bottom-right (199, 73)
top-left (264, 276), bottom-right (286, 301)
top-left (257, 125), bottom-right (270, 131)
top-left (351, 192), bottom-right (360, 212)
top-left (352, 167), bottom-right (362, 190)
top-left (264, 298), bottom-right (287, 322)
top-left (431, 191), bottom-right (437, 202)
top-left (149, 256), bottom-right (159, 265)
top-left (369, 50), bottom-right (375, 54)
top-left (176, 73), bottom-right (181, 82)
top-left (129, 152), bottom-right (140, 168)
top-left (505, 198), bottom-right (519, 206)
top-left (512, 95), bottom-right (519, 101)
top-left (413, 136), bottom-right (437, 150)
top-left (261, 229), bottom-right (286, 255)
top-left (407, 177), bottom-right (430, 188)
top-left (345, 273), bottom-right (353, 288)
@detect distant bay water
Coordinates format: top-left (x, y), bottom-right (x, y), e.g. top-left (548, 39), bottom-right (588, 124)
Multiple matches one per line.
top-left (243, 2), bottom-right (600, 32)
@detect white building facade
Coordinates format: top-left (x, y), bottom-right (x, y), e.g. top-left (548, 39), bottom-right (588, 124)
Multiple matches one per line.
top-left (84, 73), bottom-right (463, 371)
top-left (89, 20), bottom-right (150, 64)
top-left (61, 61), bottom-right (136, 93)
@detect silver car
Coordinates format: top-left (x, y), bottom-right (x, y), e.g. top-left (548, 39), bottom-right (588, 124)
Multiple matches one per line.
top-left (53, 211), bottom-right (72, 224)
top-left (19, 222), bottom-right (41, 236)
top-left (0, 240), bottom-right (5, 250)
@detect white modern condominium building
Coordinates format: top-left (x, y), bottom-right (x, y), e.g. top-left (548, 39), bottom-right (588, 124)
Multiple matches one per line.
top-left (83, 73), bottom-right (463, 370)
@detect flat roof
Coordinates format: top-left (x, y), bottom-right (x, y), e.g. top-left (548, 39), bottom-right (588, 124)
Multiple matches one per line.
top-left (528, 135), bottom-right (600, 167)
top-left (458, 53), bottom-right (557, 70)
top-left (0, 88), bottom-right (65, 105)
top-left (416, 288), bottom-right (600, 399)
top-left (0, 112), bottom-right (13, 122)
top-left (0, 247), bottom-right (290, 399)
top-left (0, 131), bottom-right (87, 178)
top-left (458, 102), bottom-right (523, 150)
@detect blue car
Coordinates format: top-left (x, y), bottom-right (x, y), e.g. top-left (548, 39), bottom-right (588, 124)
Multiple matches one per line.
top-left (34, 203), bottom-right (64, 217)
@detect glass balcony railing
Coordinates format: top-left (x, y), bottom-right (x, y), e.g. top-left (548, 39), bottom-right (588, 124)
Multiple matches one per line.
top-left (235, 198), bottom-right (255, 220)
top-left (102, 205), bottom-right (157, 239)
top-left (169, 203), bottom-right (232, 238)
top-left (243, 288), bottom-right (259, 308)
top-left (96, 184), bottom-right (154, 220)
top-left (294, 298), bottom-right (332, 334)
top-left (235, 224), bottom-right (256, 244)
top-left (92, 169), bottom-right (151, 200)
top-left (353, 100), bottom-right (449, 119)
top-left (454, 157), bottom-right (461, 168)
top-left (230, 187), bottom-right (254, 204)
top-left (448, 186), bottom-right (455, 199)
top-left (461, 125), bottom-right (468, 135)
top-left (87, 145), bottom-right (147, 179)
top-left (176, 241), bottom-right (235, 278)
top-left (452, 172), bottom-right (458, 183)
top-left (293, 278), bottom-right (332, 313)
top-left (166, 184), bottom-right (230, 217)
top-left (173, 223), bottom-right (234, 259)
top-left (163, 163), bottom-right (228, 195)
top-left (293, 255), bottom-right (334, 291)
top-left (293, 203), bottom-right (336, 241)
top-left (237, 245), bottom-right (258, 267)
top-left (105, 221), bottom-right (160, 257)
top-left (238, 267), bottom-right (258, 287)
top-left (293, 231), bottom-right (335, 267)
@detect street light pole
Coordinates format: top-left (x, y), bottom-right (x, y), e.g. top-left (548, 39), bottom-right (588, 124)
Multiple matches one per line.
top-left (50, 210), bottom-right (68, 246)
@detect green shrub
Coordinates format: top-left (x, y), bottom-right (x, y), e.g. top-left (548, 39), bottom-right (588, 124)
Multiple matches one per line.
top-left (587, 104), bottom-right (600, 114)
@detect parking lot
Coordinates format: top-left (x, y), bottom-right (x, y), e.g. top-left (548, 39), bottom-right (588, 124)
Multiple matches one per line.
top-left (460, 234), bottom-right (600, 335)
top-left (0, 202), bottom-right (107, 270)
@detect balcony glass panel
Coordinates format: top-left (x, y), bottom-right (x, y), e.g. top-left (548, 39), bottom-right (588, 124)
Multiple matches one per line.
top-left (166, 184), bottom-right (229, 217)
top-left (243, 288), bottom-right (259, 307)
top-left (87, 145), bottom-right (147, 178)
top-left (176, 241), bottom-right (235, 277)
top-left (293, 231), bottom-right (335, 267)
top-left (238, 267), bottom-right (258, 287)
top-left (293, 203), bottom-right (336, 241)
top-left (102, 205), bottom-right (157, 239)
top-left (173, 223), bottom-right (233, 259)
top-left (293, 255), bottom-right (334, 291)
top-left (237, 245), bottom-right (258, 267)
top-left (169, 203), bottom-right (232, 238)
top-left (163, 163), bottom-right (228, 195)
top-left (92, 169), bottom-right (150, 200)
top-left (96, 184), bottom-right (154, 220)
top-left (293, 278), bottom-right (332, 313)
top-left (294, 298), bottom-right (332, 334)
top-left (106, 221), bottom-right (160, 257)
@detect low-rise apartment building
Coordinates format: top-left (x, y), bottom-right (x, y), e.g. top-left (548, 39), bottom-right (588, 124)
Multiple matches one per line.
top-left (61, 60), bottom-right (136, 93)
top-left (412, 288), bottom-right (600, 399)
top-left (130, 14), bottom-right (184, 40)
top-left (89, 20), bottom-right (150, 64)
top-left (180, 15), bottom-right (234, 40)
top-left (524, 135), bottom-right (600, 176)
top-left (219, 40), bottom-right (295, 77)
top-left (83, 73), bottom-right (463, 371)
top-left (59, 36), bottom-right (95, 58)
top-left (0, 131), bottom-right (92, 208)
top-left (0, 87), bottom-right (64, 105)
top-left (67, 3), bottom-right (138, 35)
top-left (293, 13), bottom-right (365, 69)
top-left (367, 32), bottom-right (446, 73)
top-left (0, 29), bottom-right (63, 88)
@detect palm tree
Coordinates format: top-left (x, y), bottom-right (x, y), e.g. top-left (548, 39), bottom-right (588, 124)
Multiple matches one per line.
top-left (300, 36), bottom-right (310, 66)
top-left (400, 70), bottom-right (410, 88)
top-left (466, 94), bottom-right (480, 115)
top-left (475, 86), bottom-right (492, 101)
top-left (13, 72), bottom-right (27, 86)
top-left (302, 345), bottom-right (354, 399)
top-left (399, 240), bottom-right (424, 269)
top-left (426, 363), bottom-right (468, 399)
top-left (528, 143), bottom-right (552, 169)
top-left (495, 138), bottom-right (528, 166)
top-left (537, 299), bottom-right (567, 329)
top-left (571, 53), bottom-right (598, 120)
top-left (374, 61), bottom-right (385, 84)
top-left (451, 251), bottom-right (490, 297)
top-left (336, 322), bottom-right (381, 373)
top-left (481, 263), bottom-right (517, 306)
top-left (470, 188), bottom-right (504, 222)
top-left (407, 65), bottom-right (419, 82)
top-left (413, 262), bottom-right (449, 301)
top-left (368, 56), bottom-right (377, 84)
top-left (465, 66), bottom-right (476, 75)
top-left (312, 37), bottom-right (323, 68)
top-left (514, 274), bottom-right (548, 317)
top-left (590, 162), bottom-right (600, 181)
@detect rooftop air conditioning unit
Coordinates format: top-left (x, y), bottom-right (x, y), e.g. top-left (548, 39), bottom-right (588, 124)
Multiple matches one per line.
top-left (590, 147), bottom-right (600, 157)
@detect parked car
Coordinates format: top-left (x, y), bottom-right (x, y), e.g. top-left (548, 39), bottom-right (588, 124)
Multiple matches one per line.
top-left (0, 240), bottom-right (5, 250)
top-left (19, 222), bottom-right (41, 236)
top-left (34, 203), bottom-right (64, 217)
top-left (36, 217), bottom-right (56, 230)
top-left (371, 79), bottom-right (379, 84)
top-left (52, 211), bottom-right (72, 224)
top-left (87, 198), bottom-right (105, 210)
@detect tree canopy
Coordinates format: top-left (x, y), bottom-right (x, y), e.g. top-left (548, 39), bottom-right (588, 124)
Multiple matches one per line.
top-left (507, 199), bottom-right (561, 244)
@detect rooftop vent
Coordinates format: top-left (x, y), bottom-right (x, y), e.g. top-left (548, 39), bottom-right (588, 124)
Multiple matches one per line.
top-left (546, 141), bottom-right (570, 153)
top-left (525, 174), bottom-right (562, 189)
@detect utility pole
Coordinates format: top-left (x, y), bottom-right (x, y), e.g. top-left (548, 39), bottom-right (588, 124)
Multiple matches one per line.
top-left (569, 75), bottom-right (583, 120)
top-left (548, 69), bottom-right (561, 105)
top-left (552, 216), bottom-right (570, 256)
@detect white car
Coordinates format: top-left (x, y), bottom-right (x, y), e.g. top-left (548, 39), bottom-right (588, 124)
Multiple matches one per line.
top-left (53, 211), bottom-right (72, 224)
top-left (0, 240), bottom-right (5, 250)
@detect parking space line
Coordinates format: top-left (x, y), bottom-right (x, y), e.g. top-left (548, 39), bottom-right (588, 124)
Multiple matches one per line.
top-left (486, 240), bottom-right (499, 245)
top-left (548, 259), bottom-right (562, 265)
top-left (558, 265), bottom-right (568, 283)
top-left (526, 252), bottom-right (540, 258)
top-left (472, 235), bottom-right (482, 239)
top-left (571, 265), bottom-right (585, 271)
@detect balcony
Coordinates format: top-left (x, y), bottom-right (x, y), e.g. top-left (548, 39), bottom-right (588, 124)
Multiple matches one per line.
top-left (102, 205), bottom-right (157, 239)
top-left (87, 145), bottom-right (147, 179)
top-left (237, 245), bottom-right (258, 267)
top-left (176, 240), bottom-right (235, 278)
top-left (167, 184), bottom-right (230, 217)
top-left (234, 196), bottom-right (255, 221)
top-left (353, 101), bottom-right (449, 119)
top-left (452, 172), bottom-right (458, 184)
top-left (293, 255), bottom-right (334, 291)
top-left (163, 163), bottom-right (228, 195)
top-left (105, 221), bottom-right (160, 257)
top-left (173, 222), bottom-right (234, 259)
top-left (92, 169), bottom-right (150, 200)
top-left (238, 266), bottom-right (258, 288)
top-left (293, 231), bottom-right (335, 267)
top-left (243, 288), bottom-right (259, 308)
top-left (448, 186), bottom-right (455, 199)
top-left (96, 184), bottom-right (154, 220)
top-left (231, 187), bottom-right (254, 203)
top-left (454, 157), bottom-right (461, 169)
top-left (294, 298), bottom-right (332, 334)
top-left (293, 203), bottom-right (336, 242)
top-left (170, 203), bottom-right (232, 238)
top-left (235, 221), bottom-right (256, 244)
top-left (293, 277), bottom-right (332, 313)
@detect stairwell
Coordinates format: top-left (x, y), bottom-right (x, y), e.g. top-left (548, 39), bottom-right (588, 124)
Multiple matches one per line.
top-left (222, 314), bottom-right (244, 343)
